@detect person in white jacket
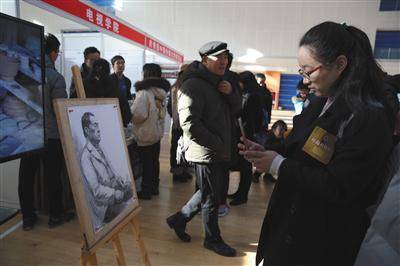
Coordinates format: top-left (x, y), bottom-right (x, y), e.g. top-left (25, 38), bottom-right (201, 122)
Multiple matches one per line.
top-left (131, 63), bottom-right (170, 199)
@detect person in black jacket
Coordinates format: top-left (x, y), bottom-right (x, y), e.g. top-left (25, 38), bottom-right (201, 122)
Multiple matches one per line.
top-left (255, 73), bottom-right (273, 144)
top-left (70, 47), bottom-right (100, 98)
top-left (19, 33), bottom-right (74, 231)
top-left (82, 58), bottom-right (114, 99)
top-left (218, 52), bottom-right (242, 215)
top-left (253, 120), bottom-right (288, 183)
top-left (228, 71), bottom-right (263, 206)
top-left (263, 120), bottom-right (287, 154)
top-left (109, 55), bottom-right (132, 127)
top-left (166, 64), bottom-right (192, 183)
top-left (240, 22), bottom-right (394, 265)
top-left (166, 41), bottom-right (241, 257)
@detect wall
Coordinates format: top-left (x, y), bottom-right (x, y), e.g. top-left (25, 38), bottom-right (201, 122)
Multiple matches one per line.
top-left (20, 1), bottom-right (87, 34)
top-left (0, 0), bottom-right (16, 16)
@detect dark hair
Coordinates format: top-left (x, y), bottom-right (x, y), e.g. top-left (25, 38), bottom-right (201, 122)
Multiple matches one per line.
top-left (90, 58), bottom-right (110, 80)
top-left (299, 21), bottom-right (385, 112)
top-left (172, 64), bottom-right (189, 89)
top-left (255, 73), bottom-right (266, 80)
top-left (44, 33), bottom-right (60, 55)
top-left (143, 63), bottom-right (162, 79)
top-left (84, 47), bottom-right (100, 59)
top-left (227, 52), bottom-right (234, 69)
top-left (111, 55), bottom-right (124, 66)
top-left (239, 71), bottom-right (259, 93)
top-left (272, 120), bottom-right (287, 131)
top-left (297, 79), bottom-right (310, 92)
top-left (81, 112), bottom-right (95, 137)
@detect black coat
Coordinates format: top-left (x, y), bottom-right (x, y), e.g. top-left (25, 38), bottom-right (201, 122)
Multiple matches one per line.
top-left (109, 73), bottom-right (132, 127)
top-left (263, 130), bottom-right (285, 155)
top-left (224, 70), bottom-right (243, 168)
top-left (70, 63), bottom-right (92, 98)
top-left (258, 84), bottom-right (273, 125)
top-left (81, 74), bottom-right (131, 126)
top-left (256, 97), bottom-right (393, 266)
top-left (242, 87), bottom-right (263, 141)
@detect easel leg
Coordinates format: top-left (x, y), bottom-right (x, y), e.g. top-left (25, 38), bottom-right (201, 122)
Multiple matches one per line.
top-left (80, 251), bottom-right (98, 266)
top-left (112, 235), bottom-right (126, 266)
top-left (130, 217), bottom-right (151, 266)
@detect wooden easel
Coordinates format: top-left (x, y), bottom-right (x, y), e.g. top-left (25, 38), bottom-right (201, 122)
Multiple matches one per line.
top-left (71, 65), bottom-right (150, 266)
top-left (80, 207), bottom-right (150, 266)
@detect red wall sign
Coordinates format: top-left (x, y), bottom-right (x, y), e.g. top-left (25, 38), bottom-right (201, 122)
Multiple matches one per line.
top-left (146, 37), bottom-right (184, 63)
top-left (40, 0), bottom-right (183, 63)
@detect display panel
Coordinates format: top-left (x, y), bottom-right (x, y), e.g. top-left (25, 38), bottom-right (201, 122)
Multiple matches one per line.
top-left (0, 12), bottom-right (45, 162)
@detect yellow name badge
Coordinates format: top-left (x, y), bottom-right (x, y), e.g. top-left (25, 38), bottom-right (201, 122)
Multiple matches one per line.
top-left (302, 126), bottom-right (337, 165)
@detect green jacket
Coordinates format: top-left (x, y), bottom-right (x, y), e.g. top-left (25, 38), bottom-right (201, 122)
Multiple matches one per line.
top-left (177, 61), bottom-right (242, 163)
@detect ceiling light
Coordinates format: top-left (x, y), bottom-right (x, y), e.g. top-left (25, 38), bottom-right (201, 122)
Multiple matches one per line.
top-left (237, 48), bottom-right (264, 63)
top-left (113, 0), bottom-right (123, 11)
top-left (243, 65), bottom-right (267, 72)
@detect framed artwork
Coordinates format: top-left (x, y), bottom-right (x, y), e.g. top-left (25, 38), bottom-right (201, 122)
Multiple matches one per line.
top-left (54, 98), bottom-right (138, 250)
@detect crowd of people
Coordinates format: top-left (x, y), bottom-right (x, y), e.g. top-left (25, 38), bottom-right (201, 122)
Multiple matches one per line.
top-left (16, 20), bottom-right (400, 265)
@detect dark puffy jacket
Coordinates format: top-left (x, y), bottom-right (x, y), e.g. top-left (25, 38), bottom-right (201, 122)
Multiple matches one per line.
top-left (178, 61), bottom-right (241, 163)
top-left (109, 73), bottom-right (132, 127)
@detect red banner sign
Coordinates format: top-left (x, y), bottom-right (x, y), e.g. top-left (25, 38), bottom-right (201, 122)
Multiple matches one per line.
top-left (146, 37), bottom-right (184, 63)
top-left (40, 0), bottom-right (183, 63)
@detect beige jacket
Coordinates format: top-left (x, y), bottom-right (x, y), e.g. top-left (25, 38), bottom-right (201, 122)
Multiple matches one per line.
top-left (131, 87), bottom-right (167, 146)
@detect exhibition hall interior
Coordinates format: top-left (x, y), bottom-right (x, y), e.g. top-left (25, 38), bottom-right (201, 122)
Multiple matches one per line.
top-left (0, 0), bottom-right (399, 265)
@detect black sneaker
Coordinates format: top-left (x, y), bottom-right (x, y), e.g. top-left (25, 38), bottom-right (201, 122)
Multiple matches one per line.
top-left (48, 212), bottom-right (75, 228)
top-left (264, 173), bottom-right (277, 183)
top-left (252, 173), bottom-right (261, 183)
top-left (22, 213), bottom-right (38, 231)
top-left (227, 191), bottom-right (238, 199)
top-left (166, 212), bottom-right (191, 242)
top-left (229, 197), bottom-right (247, 206)
top-left (137, 191), bottom-right (152, 200)
top-left (173, 174), bottom-right (188, 183)
top-left (48, 216), bottom-right (63, 228)
top-left (182, 172), bottom-right (193, 179)
top-left (61, 212), bottom-right (75, 222)
top-left (204, 239), bottom-right (236, 257)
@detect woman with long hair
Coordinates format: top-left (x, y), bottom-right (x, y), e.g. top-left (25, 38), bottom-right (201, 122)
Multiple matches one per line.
top-left (240, 22), bottom-right (394, 265)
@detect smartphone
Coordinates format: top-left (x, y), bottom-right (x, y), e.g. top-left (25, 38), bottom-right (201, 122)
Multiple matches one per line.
top-left (238, 118), bottom-right (248, 149)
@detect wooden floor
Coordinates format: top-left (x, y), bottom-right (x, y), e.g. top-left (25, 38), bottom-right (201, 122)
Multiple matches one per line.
top-left (0, 136), bottom-right (275, 266)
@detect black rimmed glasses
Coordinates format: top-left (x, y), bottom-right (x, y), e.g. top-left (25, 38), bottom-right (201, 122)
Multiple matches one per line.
top-left (298, 65), bottom-right (322, 81)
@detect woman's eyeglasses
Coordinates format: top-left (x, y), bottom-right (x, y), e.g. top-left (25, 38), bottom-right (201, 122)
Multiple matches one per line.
top-left (298, 65), bottom-right (322, 80)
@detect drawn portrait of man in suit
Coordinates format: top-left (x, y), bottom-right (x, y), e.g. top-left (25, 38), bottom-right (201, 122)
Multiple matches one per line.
top-left (79, 112), bottom-right (133, 232)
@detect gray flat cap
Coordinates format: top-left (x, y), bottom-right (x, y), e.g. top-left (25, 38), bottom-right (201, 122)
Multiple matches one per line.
top-left (199, 41), bottom-right (229, 57)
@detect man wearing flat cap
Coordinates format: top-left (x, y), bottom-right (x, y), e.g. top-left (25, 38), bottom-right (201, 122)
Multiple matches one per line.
top-left (166, 41), bottom-right (241, 257)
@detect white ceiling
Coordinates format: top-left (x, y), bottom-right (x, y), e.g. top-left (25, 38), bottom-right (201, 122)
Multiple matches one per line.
top-left (116, 0), bottom-right (399, 73)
